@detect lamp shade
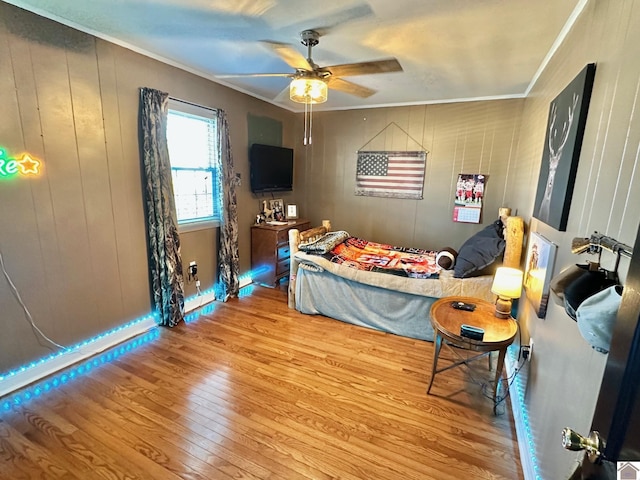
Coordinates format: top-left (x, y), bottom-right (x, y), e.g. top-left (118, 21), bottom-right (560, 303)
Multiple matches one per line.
top-left (290, 77), bottom-right (328, 104)
top-left (491, 267), bottom-right (524, 299)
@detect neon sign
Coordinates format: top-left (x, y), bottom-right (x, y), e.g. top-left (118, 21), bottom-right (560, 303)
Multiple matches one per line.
top-left (0, 147), bottom-right (41, 179)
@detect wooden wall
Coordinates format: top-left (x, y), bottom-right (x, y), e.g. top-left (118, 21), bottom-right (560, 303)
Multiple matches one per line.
top-left (504, 0), bottom-right (640, 477)
top-left (296, 100), bottom-right (524, 252)
top-left (0, 3), bottom-right (298, 373)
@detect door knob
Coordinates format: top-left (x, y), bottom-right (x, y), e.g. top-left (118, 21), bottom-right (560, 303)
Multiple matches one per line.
top-left (561, 427), bottom-right (605, 463)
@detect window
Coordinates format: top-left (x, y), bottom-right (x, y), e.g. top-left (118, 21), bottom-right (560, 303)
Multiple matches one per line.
top-left (166, 99), bottom-right (220, 230)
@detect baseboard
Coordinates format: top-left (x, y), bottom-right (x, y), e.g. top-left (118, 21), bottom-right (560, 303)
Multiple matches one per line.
top-left (184, 290), bottom-right (216, 312)
top-left (0, 285), bottom-right (224, 399)
top-left (0, 315), bottom-right (157, 398)
top-left (505, 347), bottom-right (539, 480)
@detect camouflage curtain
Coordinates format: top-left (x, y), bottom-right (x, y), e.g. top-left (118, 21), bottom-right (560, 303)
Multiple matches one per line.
top-left (139, 87), bottom-right (185, 326)
top-left (215, 110), bottom-right (240, 299)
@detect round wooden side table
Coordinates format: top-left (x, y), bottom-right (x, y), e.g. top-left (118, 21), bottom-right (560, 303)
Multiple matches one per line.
top-left (428, 296), bottom-right (518, 409)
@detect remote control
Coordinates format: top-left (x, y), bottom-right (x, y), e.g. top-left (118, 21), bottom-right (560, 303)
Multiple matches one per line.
top-left (460, 324), bottom-right (485, 340)
top-left (451, 301), bottom-right (476, 312)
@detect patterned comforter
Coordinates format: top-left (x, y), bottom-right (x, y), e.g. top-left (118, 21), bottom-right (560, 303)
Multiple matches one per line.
top-left (319, 237), bottom-right (440, 279)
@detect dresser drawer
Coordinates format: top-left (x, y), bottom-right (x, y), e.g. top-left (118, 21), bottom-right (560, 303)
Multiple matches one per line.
top-left (277, 228), bottom-right (291, 244)
top-left (277, 244), bottom-right (290, 261)
top-left (276, 258), bottom-right (290, 276)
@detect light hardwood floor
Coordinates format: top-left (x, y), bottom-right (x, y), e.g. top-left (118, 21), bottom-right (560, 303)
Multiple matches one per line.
top-left (0, 285), bottom-right (523, 479)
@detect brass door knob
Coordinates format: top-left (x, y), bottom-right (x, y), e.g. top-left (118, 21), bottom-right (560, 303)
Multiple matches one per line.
top-left (562, 427), bottom-right (605, 464)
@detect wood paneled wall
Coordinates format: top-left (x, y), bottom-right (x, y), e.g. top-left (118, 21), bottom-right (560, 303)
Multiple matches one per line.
top-left (296, 100), bottom-right (524, 252)
top-left (499, 1), bottom-right (640, 478)
top-left (0, 3), bottom-right (297, 373)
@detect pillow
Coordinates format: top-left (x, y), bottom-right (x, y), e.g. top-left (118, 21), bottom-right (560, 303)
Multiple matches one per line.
top-left (299, 230), bottom-right (350, 254)
top-left (453, 220), bottom-right (505, 278)
top-left (436, 247), bottom-right (458, 270)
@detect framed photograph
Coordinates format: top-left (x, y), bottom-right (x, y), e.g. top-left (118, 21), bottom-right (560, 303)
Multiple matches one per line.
top-left (533, 63), bottom-right (596, 231)
top-left (268, 199), bottom-right (285, 221)
top-left (286, 204), bottom-right (298, 219)
top-left (524, 232), bottom-right (558, 319)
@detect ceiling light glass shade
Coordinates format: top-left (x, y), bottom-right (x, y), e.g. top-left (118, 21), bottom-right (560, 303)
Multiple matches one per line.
top-left (290, 77), bottom-right (328, 104)
top-left (491, 267), bottom-right (524, 299)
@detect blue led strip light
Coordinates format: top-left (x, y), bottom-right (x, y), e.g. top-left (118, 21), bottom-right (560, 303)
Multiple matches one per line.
top-left (0, 272), bottom-right (256, 384)
top-left (1, 329), bottom-right (160, 412)
top-left (0, 311), bottom-right (159, 382)
top-left (507, 345), bottom-right (542, 480)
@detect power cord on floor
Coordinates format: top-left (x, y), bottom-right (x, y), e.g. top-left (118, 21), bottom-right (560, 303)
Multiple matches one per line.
top-left (442, 322), bottom-right (526, 415)
top-left (0, 247), bottom-right (65, 351)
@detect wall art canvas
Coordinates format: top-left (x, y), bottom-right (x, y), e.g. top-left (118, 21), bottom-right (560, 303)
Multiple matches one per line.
top-left (533, 63), bottom-right (596, 231)
top-left (524, 231), bottom-right (557, 319)
top-left (355, 151), bottom-right (426, 199)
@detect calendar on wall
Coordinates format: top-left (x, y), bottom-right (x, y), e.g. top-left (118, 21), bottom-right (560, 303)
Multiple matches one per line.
top-left (453, 173), bottom-right (485, 224)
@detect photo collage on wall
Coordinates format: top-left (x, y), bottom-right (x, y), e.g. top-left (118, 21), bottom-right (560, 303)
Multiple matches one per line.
top-left (453, 173), bottom-right (485, 224)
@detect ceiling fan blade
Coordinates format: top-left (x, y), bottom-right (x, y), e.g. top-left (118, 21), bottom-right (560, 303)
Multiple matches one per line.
top-left (327, 77), bottom-right (376, 98)
top-left (262, 41), bottom-right (312, 71)
top-left (216, 73), bottom-right (293, 79)
top-left (321, 58), bottom-right (402, 77)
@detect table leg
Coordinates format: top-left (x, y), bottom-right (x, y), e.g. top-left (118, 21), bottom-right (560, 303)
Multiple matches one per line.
top-left (492, 347), bottom-right (507, 403)
top-left (427, 333), bottom-right (442, 394)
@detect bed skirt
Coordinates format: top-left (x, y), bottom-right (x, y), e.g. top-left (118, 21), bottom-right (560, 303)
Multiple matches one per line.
top-left (295, 266), bottom-right (437, 342)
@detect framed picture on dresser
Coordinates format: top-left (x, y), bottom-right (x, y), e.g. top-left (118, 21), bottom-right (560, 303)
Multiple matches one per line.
top-left (286, 204), bottom-right (298, 219)
top-left (268, 199), bottom-right (284, 221)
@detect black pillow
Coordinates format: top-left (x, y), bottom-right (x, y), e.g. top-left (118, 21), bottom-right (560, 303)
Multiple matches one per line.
top-left (453, 220), bottom-right (506, 278)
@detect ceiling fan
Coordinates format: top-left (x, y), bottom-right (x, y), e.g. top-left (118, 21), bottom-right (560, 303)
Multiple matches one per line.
top-left (217, 29), bottom-right (403, 103)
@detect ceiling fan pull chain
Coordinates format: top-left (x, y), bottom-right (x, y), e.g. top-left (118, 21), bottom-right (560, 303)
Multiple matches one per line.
top-left (303, 101), bottom-right (308, 145)
top-left (309, 101), bottom-right (313, 145)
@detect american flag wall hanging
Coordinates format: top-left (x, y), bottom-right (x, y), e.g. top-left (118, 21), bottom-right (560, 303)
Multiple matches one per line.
top-left (355, 150), bottom-right (426, 199)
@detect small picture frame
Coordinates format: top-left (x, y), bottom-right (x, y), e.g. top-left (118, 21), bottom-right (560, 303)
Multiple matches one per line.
top-left (268, 199), bottom-right (285, 221)
top-left (286, 204), bottom-right (298, 219)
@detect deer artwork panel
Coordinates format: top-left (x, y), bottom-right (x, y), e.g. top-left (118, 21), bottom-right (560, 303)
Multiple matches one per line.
top-left (533, 64), bottom-right (596, 231)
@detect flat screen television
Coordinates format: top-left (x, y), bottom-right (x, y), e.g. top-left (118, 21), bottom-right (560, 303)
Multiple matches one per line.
top-left (249, 143), bottom-right (294, 193)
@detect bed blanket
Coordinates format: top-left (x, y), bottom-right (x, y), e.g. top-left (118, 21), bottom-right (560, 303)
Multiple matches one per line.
top-left (295, 250), bottom-right (496, 301)
top-left (320, 237), bottom-right (440, 278)
top-left (296, 250), bottom-right (444, 298)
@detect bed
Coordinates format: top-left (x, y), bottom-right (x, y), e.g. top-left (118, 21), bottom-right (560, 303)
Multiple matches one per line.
top-left (287, 211), bottom-right (524, 342)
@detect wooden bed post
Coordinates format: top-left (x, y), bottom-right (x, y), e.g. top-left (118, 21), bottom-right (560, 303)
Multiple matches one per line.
top-left (288, 220), bottom-right (332, 309)
top-left (288, 228), bottom-right (301, 309)
top-left (503, 216), bottom-right (524, 269)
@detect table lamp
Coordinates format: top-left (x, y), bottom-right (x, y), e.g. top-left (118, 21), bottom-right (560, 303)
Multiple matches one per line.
top-left (491, 267), bottom-right (524, 318)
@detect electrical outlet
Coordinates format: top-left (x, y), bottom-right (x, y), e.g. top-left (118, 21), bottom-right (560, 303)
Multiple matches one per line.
top-left (522, 338), bottom-right (534, 362)
top-left (188, 260), bottom-right (198, 277)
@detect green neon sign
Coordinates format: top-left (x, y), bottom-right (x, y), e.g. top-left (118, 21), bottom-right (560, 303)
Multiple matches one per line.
top-left (0, 148), bottom-right (41, 179)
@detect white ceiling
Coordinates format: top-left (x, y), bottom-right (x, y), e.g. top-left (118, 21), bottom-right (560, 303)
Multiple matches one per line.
top-left (5, 0), bottom-right (585, 112)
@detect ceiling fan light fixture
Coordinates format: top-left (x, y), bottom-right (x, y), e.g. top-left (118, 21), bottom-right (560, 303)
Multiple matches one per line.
top-left (290, 77), bottom-right (328, 104)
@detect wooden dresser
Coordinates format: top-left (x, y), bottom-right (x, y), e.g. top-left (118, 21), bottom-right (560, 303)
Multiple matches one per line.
top-left (251, 219), bottom-right (310, 287)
